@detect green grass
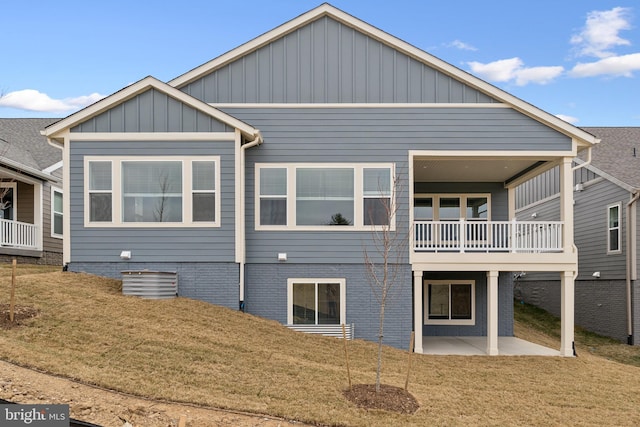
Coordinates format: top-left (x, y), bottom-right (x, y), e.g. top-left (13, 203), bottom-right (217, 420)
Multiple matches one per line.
top-left (2, 265), bottom-right (640, 426)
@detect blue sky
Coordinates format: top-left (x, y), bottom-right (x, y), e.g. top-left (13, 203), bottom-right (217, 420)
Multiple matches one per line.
top-left (1, 0), bottom-right (638, 126)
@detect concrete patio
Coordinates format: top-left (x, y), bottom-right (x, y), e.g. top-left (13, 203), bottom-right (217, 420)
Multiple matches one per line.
top-left (422, 336), bottom-right (562, 356)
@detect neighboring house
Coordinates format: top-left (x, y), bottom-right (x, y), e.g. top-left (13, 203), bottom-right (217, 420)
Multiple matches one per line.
top-left (0, 118), bottom-right (63, 265)
top-left (516, 127), bottom-right (640, 345)
top-left (41, 4), bottom-right (597, 355)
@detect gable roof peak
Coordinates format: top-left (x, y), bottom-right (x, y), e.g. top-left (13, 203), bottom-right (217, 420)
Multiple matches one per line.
top-left (43, 76), bottom-right (259, 141)
top-left (168, 3), bottom-right (597, 148)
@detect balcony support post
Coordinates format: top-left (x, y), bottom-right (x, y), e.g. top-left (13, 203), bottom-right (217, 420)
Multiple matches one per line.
top-left (559, 157), bottom-right (574, 252)
top-left (560, 270), bottom-right (575, 357)
top-left (413, 270), bottom-right (424, 354)
top-left (486, 271), bottom-right (499, 355)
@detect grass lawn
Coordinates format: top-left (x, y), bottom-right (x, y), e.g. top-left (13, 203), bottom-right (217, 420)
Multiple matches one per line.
top-left (1, 265), bottom-right (640, 426)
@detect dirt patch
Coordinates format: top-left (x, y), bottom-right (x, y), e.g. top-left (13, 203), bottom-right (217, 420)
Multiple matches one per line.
top-left (343, 383), bottom-right (419, 414)
top-left (0, 304), bottom-right (38, 329)
top-left (0, 360), bottom-right (307, 427)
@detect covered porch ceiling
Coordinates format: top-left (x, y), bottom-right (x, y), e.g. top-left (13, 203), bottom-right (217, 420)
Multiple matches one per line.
top-left (414, 157), bottom-right (555, 183)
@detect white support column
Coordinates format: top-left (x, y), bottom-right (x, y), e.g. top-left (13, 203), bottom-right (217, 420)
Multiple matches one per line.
top-left (413, 270), bottom-right (423, 354)
top-left (507, 186), bottom-right (516, 221)
top-left (487, 271), bottom-right (499, 356)
top-left (560, 271), bottom-right (575, 357)
top-left (559, 157), bottom-right (574, 252)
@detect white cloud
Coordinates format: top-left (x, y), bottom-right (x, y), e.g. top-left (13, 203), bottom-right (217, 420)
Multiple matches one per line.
top-left (448, 40), bottom-right (477, 51)
top-left (570, 7), bottom-right (632, 58)
top-left (468, 58), bottom-right (563, 86)
top-left (570, 52), bottom-right (640, 77)
top-left (468, 58), bottom-right (523, 82)
top-left (514, 66), bottom-right (564, 86)
top-left (0, 89), bottom-right (104, 113)
top-left (555, 114), bottom-right (579, 124)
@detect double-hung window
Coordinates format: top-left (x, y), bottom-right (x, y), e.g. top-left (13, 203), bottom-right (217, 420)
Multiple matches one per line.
top-left (256, 164), bottom-right (394, 230)
top-left (51, 188), bottom-right (63, 238)
top-left (287, 278), bottom-right (346, 325)
top-left (88, 161), bottom-right (112, 222)
top-left (608, 203), bottom-right (621, 253)
top-left (424, 280), bottom-right (475, 325)
top-left (85, 156), bottom-right (219, 227)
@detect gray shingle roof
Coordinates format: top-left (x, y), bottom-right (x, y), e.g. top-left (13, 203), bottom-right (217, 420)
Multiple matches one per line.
top-left (0, 118), bottom-right (62, 172)
top-left (581, 127), bottom-right (640, 190)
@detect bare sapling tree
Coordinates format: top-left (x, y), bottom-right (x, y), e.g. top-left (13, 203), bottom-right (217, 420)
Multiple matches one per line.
top-left (363, 172), bottom-right (409, 393)
top-left (154, 173), bottom-right (172, 222)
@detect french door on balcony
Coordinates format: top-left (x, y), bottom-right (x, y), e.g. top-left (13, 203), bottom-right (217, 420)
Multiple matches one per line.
top-left (414, 194), bottom-right (489, 250)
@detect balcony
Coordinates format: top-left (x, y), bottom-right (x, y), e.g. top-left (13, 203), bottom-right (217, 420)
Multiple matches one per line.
top-left (414, 220), bottom-right (563, 253)
top-left (412, 220), bottom-right (572, 272)
top-left (0, 219), bottom-right (39, 250)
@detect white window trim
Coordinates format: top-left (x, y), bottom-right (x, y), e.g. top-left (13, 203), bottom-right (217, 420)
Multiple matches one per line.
top-left (51, 187), bottom-right (63, 239)
top-left (0, 182), bottom-right (17, 222)
top-left (607, 202), bottom-right (622, 254)
top-left (424, 279), bottom-right (475, 326)
top-left (287, 278), bottom-right (346, 325)
top-left (414, 194), bottom-right (491, 220)
top-left (256, 163), bottom-right (395, 231)
top-left (84, 156), bottom-right (221, 228)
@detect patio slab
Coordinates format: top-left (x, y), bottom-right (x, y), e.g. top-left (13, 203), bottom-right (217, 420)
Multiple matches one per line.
top-left (422, 336), bottom-right (562, 356)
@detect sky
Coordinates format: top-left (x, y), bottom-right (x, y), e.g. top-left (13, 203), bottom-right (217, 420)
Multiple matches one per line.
top-left (1, 0), bottom-right (639, 126)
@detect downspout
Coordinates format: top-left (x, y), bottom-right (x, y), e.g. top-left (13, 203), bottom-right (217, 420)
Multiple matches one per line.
top-left (572, 146), bottom-right (593, 171)
top-left (238, 130), bottom-right (263, 311)
top-left (626, 190), bottom-right (639, 345)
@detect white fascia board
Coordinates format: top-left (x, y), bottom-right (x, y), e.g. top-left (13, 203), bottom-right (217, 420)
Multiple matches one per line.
top-left (169, 3), bottom-right (597, 148)
top-left (409, 150), bottom-right (576, 159)
top-left (42, 160), bottom-right (63, 174)
top-left (66, 132), bottom-right (236, 142)
top-left (0, 159), bottom-right (58, 183)
top-left (42, 76), bottom-right (259, 142)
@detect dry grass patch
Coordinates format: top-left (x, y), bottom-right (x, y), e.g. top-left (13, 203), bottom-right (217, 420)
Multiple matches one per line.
top-left (1, 266), bottom-right (640, 426)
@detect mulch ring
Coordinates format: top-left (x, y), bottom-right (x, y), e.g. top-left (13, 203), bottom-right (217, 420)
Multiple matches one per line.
top-left (0, 304), bottom-right (39, 329)
top-left (343, 383), bottom-right (420, 414)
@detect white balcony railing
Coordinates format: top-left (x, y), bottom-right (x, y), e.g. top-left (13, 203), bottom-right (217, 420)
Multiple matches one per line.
top-left (0, 218), bottom-right (39, 250)
top-left (414, 220), bottom-right (563, 253)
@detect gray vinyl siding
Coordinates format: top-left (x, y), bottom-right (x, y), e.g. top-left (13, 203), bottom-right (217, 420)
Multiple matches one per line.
top-left (574, 178), bottom-right (628, 280)
top-left (180, 16), bottom-right (498, 105)
top-left (43, 181), bottom-right (63, 254)
top-left (16, 182), bottom-right (34, 223)
top-left (244, 263), bottom-right (413, 349)
top-left (71, 89), bottom-right (232, 133)
top-left (422, 271), bottom-right (513, 337)
top-left (517, 178), bottom-right (628, 280)
top-left (69, 140), bottom-right (236, 263)
top-left (226, 106), bottom-right (569, 264)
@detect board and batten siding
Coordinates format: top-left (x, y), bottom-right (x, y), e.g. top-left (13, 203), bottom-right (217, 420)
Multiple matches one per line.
top-left (227, 106), bottom-right (570, 264)
top-left (180, 16), bottom-right (498, 105)
top-left (69, 141), bottom-right (236, 263)
top-left (515, 163), bottom-right (600, 209)
top-left (71, 89), bottom-right (232, 133)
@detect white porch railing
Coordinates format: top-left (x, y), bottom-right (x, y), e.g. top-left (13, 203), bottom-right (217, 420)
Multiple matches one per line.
top-left (414, 220), bottom-right (563, 253)
top-left (0, 218), bottom-right (39, 250)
